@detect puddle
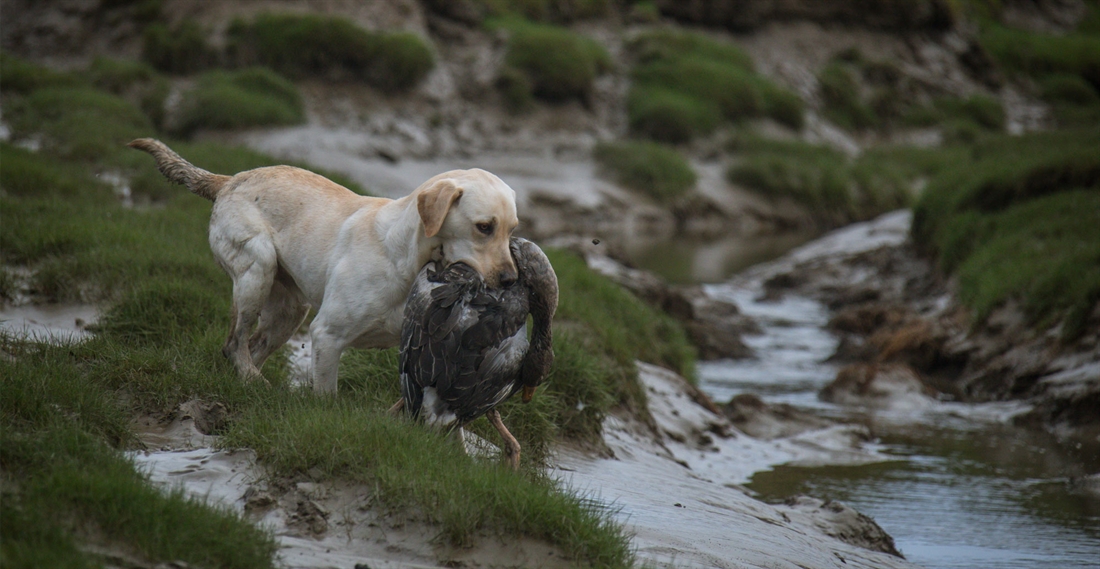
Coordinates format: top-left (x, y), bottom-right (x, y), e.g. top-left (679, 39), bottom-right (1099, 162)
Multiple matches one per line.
top-left (0, 303), bottom-right (98, 343)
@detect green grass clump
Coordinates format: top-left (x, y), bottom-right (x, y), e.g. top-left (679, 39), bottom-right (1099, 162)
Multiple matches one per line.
top-left (222, 398), bottom-right (633, 566)
top-left (498, 20), bottom-right (611, 104)
top-left (728, 138), bottom-right (853, 217)
top-left (818, 60), bottom-right (878, 130)
top-left (728, 136), bottom-right (950, 223)
top-left (5, 86), bottom-right (153, 163)
top-left (912, 129), bottom-right (1100, 338)
top-left (226, 13), bottom-right (434, 92)
top-left (951, 191), bottom-right (1100, 337)
top-left (142, 18), bottom-right (219, 75)
top-left (86, 57), bottom-right (171, 128)
top-left (594, 140), bottom-right (697, 203)
top-left (442, 0), bottom-right (612, 22)
top-left (174, 67), bottom-right (305, 135)
top-left (627, 85), bottom-right (721, 143)
top-left (980, 24), bottom-right (1100, 88)
top-left (0, 142), bottom-right (112, 199)
top-left (0, 51), bottom-right (81, 93)
top-left (1, 341), bottom-right (279, 568)
top-left (902, 94), bottom-right (1006, 133)
top-left (1038, 73), bottom-right (1100, 127)
top-left (626, 30), bottom-right (803, 141)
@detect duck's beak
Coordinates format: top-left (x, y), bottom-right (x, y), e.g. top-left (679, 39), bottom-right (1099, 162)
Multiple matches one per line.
top-left (522, 385), bottom-right (537, 403)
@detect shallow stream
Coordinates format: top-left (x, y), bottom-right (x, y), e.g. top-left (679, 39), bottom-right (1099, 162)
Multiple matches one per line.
top-left (670, 222), bottom-right (1100, 569)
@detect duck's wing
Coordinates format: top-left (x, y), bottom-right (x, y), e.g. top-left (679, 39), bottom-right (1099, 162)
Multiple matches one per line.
top-left (438, 286), bottom-right (531, 423)
top-left (400, 262), bottom-right (481, 419)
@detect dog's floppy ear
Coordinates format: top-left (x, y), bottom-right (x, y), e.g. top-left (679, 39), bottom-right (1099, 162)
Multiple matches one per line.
top-left (417, 178), bottom-right (463, 238)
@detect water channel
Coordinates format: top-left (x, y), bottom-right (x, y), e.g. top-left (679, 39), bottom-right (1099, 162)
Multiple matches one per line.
top-left (635, 220), bottom-right (1100, 569)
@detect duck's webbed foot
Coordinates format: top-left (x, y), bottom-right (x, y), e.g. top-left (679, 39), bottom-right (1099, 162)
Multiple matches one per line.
top-left (487, 409), bottom-right (521, 470)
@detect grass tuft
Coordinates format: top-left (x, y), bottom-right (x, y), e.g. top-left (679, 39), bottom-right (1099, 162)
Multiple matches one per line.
top-left (142, 18), bottom-right (219, 75)
top-left (0, 142), bottom-right (112, 199)
top-left (912, 129), bottom-right (1100, 338)
top-left (0, 51), bottom-right (81, 93)
top-left (5, 87), bottom-right (153, 163)
top-left (728, 136), bottom-right (952, 224)
top-left (174, 67), bottom-right (305, 135)
top-left (226, 13), bottom-right (434, 92)
top-left (498, 20), bottom-right (611, 104)
top-left (818, 60), bottom-right (877, 130)
top-left (626, 29), bottom-right (803, 141)
top-left (594, 140), bottom-right (697, 203)
top-left (627, 85), bottom-right (721, 143)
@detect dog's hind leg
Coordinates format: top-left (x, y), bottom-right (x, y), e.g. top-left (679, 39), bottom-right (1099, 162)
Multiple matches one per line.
top-left (249, 272), bottom-right (309, 370)
top-left (215, 232), bottom-right (278, 383)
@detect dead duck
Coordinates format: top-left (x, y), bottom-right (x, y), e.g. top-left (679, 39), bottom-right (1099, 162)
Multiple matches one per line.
top-left (393, 237), bottom-right (558, 468)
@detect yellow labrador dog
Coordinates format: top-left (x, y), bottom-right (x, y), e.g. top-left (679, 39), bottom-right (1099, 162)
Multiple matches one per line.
top-left (129, 139), bottom-right (518, 394)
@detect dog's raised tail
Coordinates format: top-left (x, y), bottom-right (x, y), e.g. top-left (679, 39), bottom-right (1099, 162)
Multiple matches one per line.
top-left (128, 138), bottom-right (230, 202)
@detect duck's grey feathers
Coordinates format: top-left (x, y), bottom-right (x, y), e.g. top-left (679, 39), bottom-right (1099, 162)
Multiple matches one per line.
top-left (400, 261), bottom-right (529, 428)
top-left (400, 237), bottom-right (558, 431)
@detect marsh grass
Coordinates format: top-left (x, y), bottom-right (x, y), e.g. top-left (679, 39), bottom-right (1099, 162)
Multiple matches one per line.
top-left (456, 0), bottom-right (613, 22)
top-left (5, 86), bottom-right (154, 163)
top-left (498, 20), bottom-right (611, 104)
top-left (912, 129), bottom-right (1100, 338)
top-left (1, 338), bottom-right (279, 569)
top-left (818, 60), bottom-right (878, 131)
top-left (593, 140), bottom-right (697, 203)
top-left (86, 57), bottom-right (171, 128)
top-left (174, 67), bottom-right (305, 135)
top-left (226, 13), bottom-right (434, 92)
top-left (980, 24), bottom-right (1100, 87)
top-left (727, 136), bottom-right (953, 223)
top-left (142, 18), bottom-right (219, 75)
top-left (0, 51), bottom-right (81, 93)
top-left (626, 30), bottom-right (803, 142)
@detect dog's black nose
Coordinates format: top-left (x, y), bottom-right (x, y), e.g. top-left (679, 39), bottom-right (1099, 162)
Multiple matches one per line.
top-left (500, 269), bottom-right (518, 287)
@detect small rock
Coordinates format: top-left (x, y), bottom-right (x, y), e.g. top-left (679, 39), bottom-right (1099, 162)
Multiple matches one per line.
top-left (780, 495), bottom-right (903, 557)
top-left (723, 393), bottom-right (834, 440)
top-left (820, 363), bottom-right (937, 407)
top-left (178, 399), bottom-right (228, 435)
top-left (243, 486), bottom-right (275, 511)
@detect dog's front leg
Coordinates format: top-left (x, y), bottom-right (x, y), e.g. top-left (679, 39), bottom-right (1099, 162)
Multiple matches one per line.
top-left (308, 312), bottom-right (353, 394)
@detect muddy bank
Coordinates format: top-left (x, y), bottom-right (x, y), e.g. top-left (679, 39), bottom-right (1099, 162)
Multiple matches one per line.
top-left (126, 357), bottom-right (910, 569)
top-left (728, 210), bottom-right (1100, 442)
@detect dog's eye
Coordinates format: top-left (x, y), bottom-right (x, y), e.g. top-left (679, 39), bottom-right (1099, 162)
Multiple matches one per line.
top-left (476, 222), bottom-right (494, 235)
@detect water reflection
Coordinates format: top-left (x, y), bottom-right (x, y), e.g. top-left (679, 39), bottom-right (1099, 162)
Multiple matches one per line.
top-left (626, 230), bottom-right (819, 284)
top-left (747, 424), bottom-right (1100, 568)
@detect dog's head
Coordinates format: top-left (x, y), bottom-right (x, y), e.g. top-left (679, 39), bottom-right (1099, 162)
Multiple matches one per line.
top-left (416, 169), bottom-right (519, 287)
